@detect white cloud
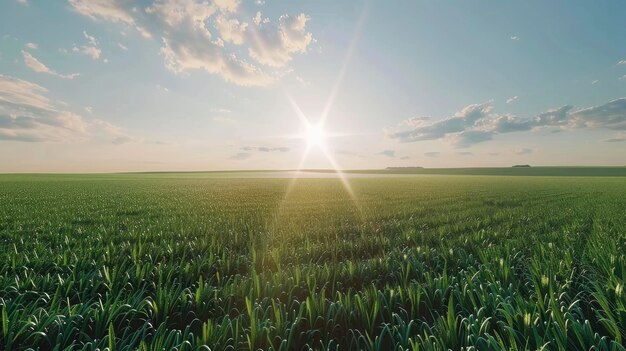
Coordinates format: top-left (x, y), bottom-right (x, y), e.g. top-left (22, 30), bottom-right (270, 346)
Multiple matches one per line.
top-left (506, 96), bottom-right (518, 104)
top-left (81, 31), bottom-right (102, 60)
top-left (215, 16), bottom-right (248, 45)
top-left (591, 80), bottom-right (599, 85)
top-left (17, 0), bottom-right (28, 5)
top-left (117, 42), bottom-right (128, 50)
top-left (69, 0), bottom-right (134, 23)
top-left (247, 12), bottom-right (313, 67)
top-left (150, 2), bottom-right (275, 86)
top-left (618, 60), bottom-right (626, 65)
top-left (400, 116), bottom-right (430, 128)
top-left (156, 84), bottom-right (169, 92)
top-left (68, 0), bottom-right (151, 38)
top-left (22, 51), bottom-right (80, 79)
top-left (83, 30), bottom-right (97, 46)
top-left (620, 75), bottom-right (626, 81)
top-left (510, 36), bottom-right (520, 41)
top-left (84, 106), bottom-right (93, 114)
top-left (515, 148), bottom-right (533, 155)
top-left (68, 0), bottom-right (315, 86)
top-left (25, 42), bottom-right (38, 50)
top-left (82, 46), bottom-right (102, 60)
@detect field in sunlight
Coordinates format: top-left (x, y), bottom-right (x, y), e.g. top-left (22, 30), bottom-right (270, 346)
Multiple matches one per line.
top-left (1, 173), bottom-right (625, 350)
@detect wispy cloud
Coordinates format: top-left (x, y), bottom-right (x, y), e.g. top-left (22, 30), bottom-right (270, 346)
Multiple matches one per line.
top-left (68, 0), bottom-right (150, 38)
top-left (295, 75), bottom-right (310, 87)
top-left (229, 152), bottom-right (251, 160)
top-left (378, 150), bottom-right (395, 157)
top-left (213, 116), bottom-right (236, 123)
top-left (80, 30), bottom-right (101, 60)
top-left (424, 151), bottom-right (440, 158)
top-left (210, 108), bottom-right (232, 114)
top-left (591, 80), bottom-right (599, 85)
top-left (603, 131), bottom-right (626, 142)
top-left (155, 84), bottom-right (169, 92)
top-left (25, 42), bottom-right (37, 50)
top-left (22, 50), bottom-right (80, 79)
top-left (506, 96), bottom-right (518, 104)
top-left (516, 148), bottom-right (533, 155)
top-left (242, 146), bottom-right (290, 153)
top-left (510, 35), bottom-right (520, 41)
top-left (211, 108), bottom-right (235, 123)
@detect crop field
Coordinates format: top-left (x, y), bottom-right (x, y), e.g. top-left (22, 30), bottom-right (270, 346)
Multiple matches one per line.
top-left (0, 173), bottom-right (625, 350)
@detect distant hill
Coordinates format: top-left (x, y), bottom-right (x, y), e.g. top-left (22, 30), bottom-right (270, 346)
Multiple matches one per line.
top-left (512, 164), bottom-right (531, 168)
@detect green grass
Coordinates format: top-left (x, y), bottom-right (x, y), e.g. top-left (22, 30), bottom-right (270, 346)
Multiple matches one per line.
top-left (0, 173), bottom-right (625, 350)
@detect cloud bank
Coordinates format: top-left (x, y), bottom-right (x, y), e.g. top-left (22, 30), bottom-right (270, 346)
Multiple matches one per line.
top-left (387, 98), bottom-right (626, 148)
top-left (0, 75), bottom-right (134, 143)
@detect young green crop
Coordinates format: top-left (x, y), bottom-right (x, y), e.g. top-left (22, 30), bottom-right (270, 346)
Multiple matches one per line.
top-left (0, 173), bottom-right (625, 350)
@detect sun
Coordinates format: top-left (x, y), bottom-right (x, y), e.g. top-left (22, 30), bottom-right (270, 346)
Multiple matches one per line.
top-left (305, 123), bottom-right (326, 148)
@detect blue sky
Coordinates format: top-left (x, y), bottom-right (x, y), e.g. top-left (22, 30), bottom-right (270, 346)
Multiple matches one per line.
top-left (0, 0), bottom-right (625, 172)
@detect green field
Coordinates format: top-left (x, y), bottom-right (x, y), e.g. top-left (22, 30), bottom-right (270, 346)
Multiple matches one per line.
top-left (1, 173), bottom-right (625, 350)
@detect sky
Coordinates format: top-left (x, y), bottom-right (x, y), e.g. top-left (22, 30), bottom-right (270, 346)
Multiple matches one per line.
top-left (0, 0), bottom-right (625, 172)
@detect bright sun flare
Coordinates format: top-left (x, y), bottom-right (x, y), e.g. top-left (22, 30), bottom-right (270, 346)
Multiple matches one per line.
top-left (305, 123), bottom-right (326, 148)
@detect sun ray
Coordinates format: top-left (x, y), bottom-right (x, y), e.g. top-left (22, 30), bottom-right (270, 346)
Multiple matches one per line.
top-left (282, 97), bottom-right (360, 207)
top-left (282, 144), bottom-right (310, 201)
top-left (319, 3), bottom-right (371, 127)
top-left (273, 2), bottom-right (371, 229)
top-left (287, 94), bottom-right (312, 128)
top-left (320, 144), bottom-right (356, 201)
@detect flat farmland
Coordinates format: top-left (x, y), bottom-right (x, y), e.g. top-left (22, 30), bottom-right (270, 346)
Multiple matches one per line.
top-left (0, 173), bottom-right (625, 350)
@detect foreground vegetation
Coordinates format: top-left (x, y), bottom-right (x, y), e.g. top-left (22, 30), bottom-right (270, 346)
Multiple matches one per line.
top-left (0, 173), bottom-right (625, 350)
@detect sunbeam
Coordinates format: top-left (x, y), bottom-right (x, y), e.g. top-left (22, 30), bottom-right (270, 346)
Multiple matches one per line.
top-left (273, 2), bottom-right (371, 222)
top-left (319, 2), bottom-right (371, 127)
